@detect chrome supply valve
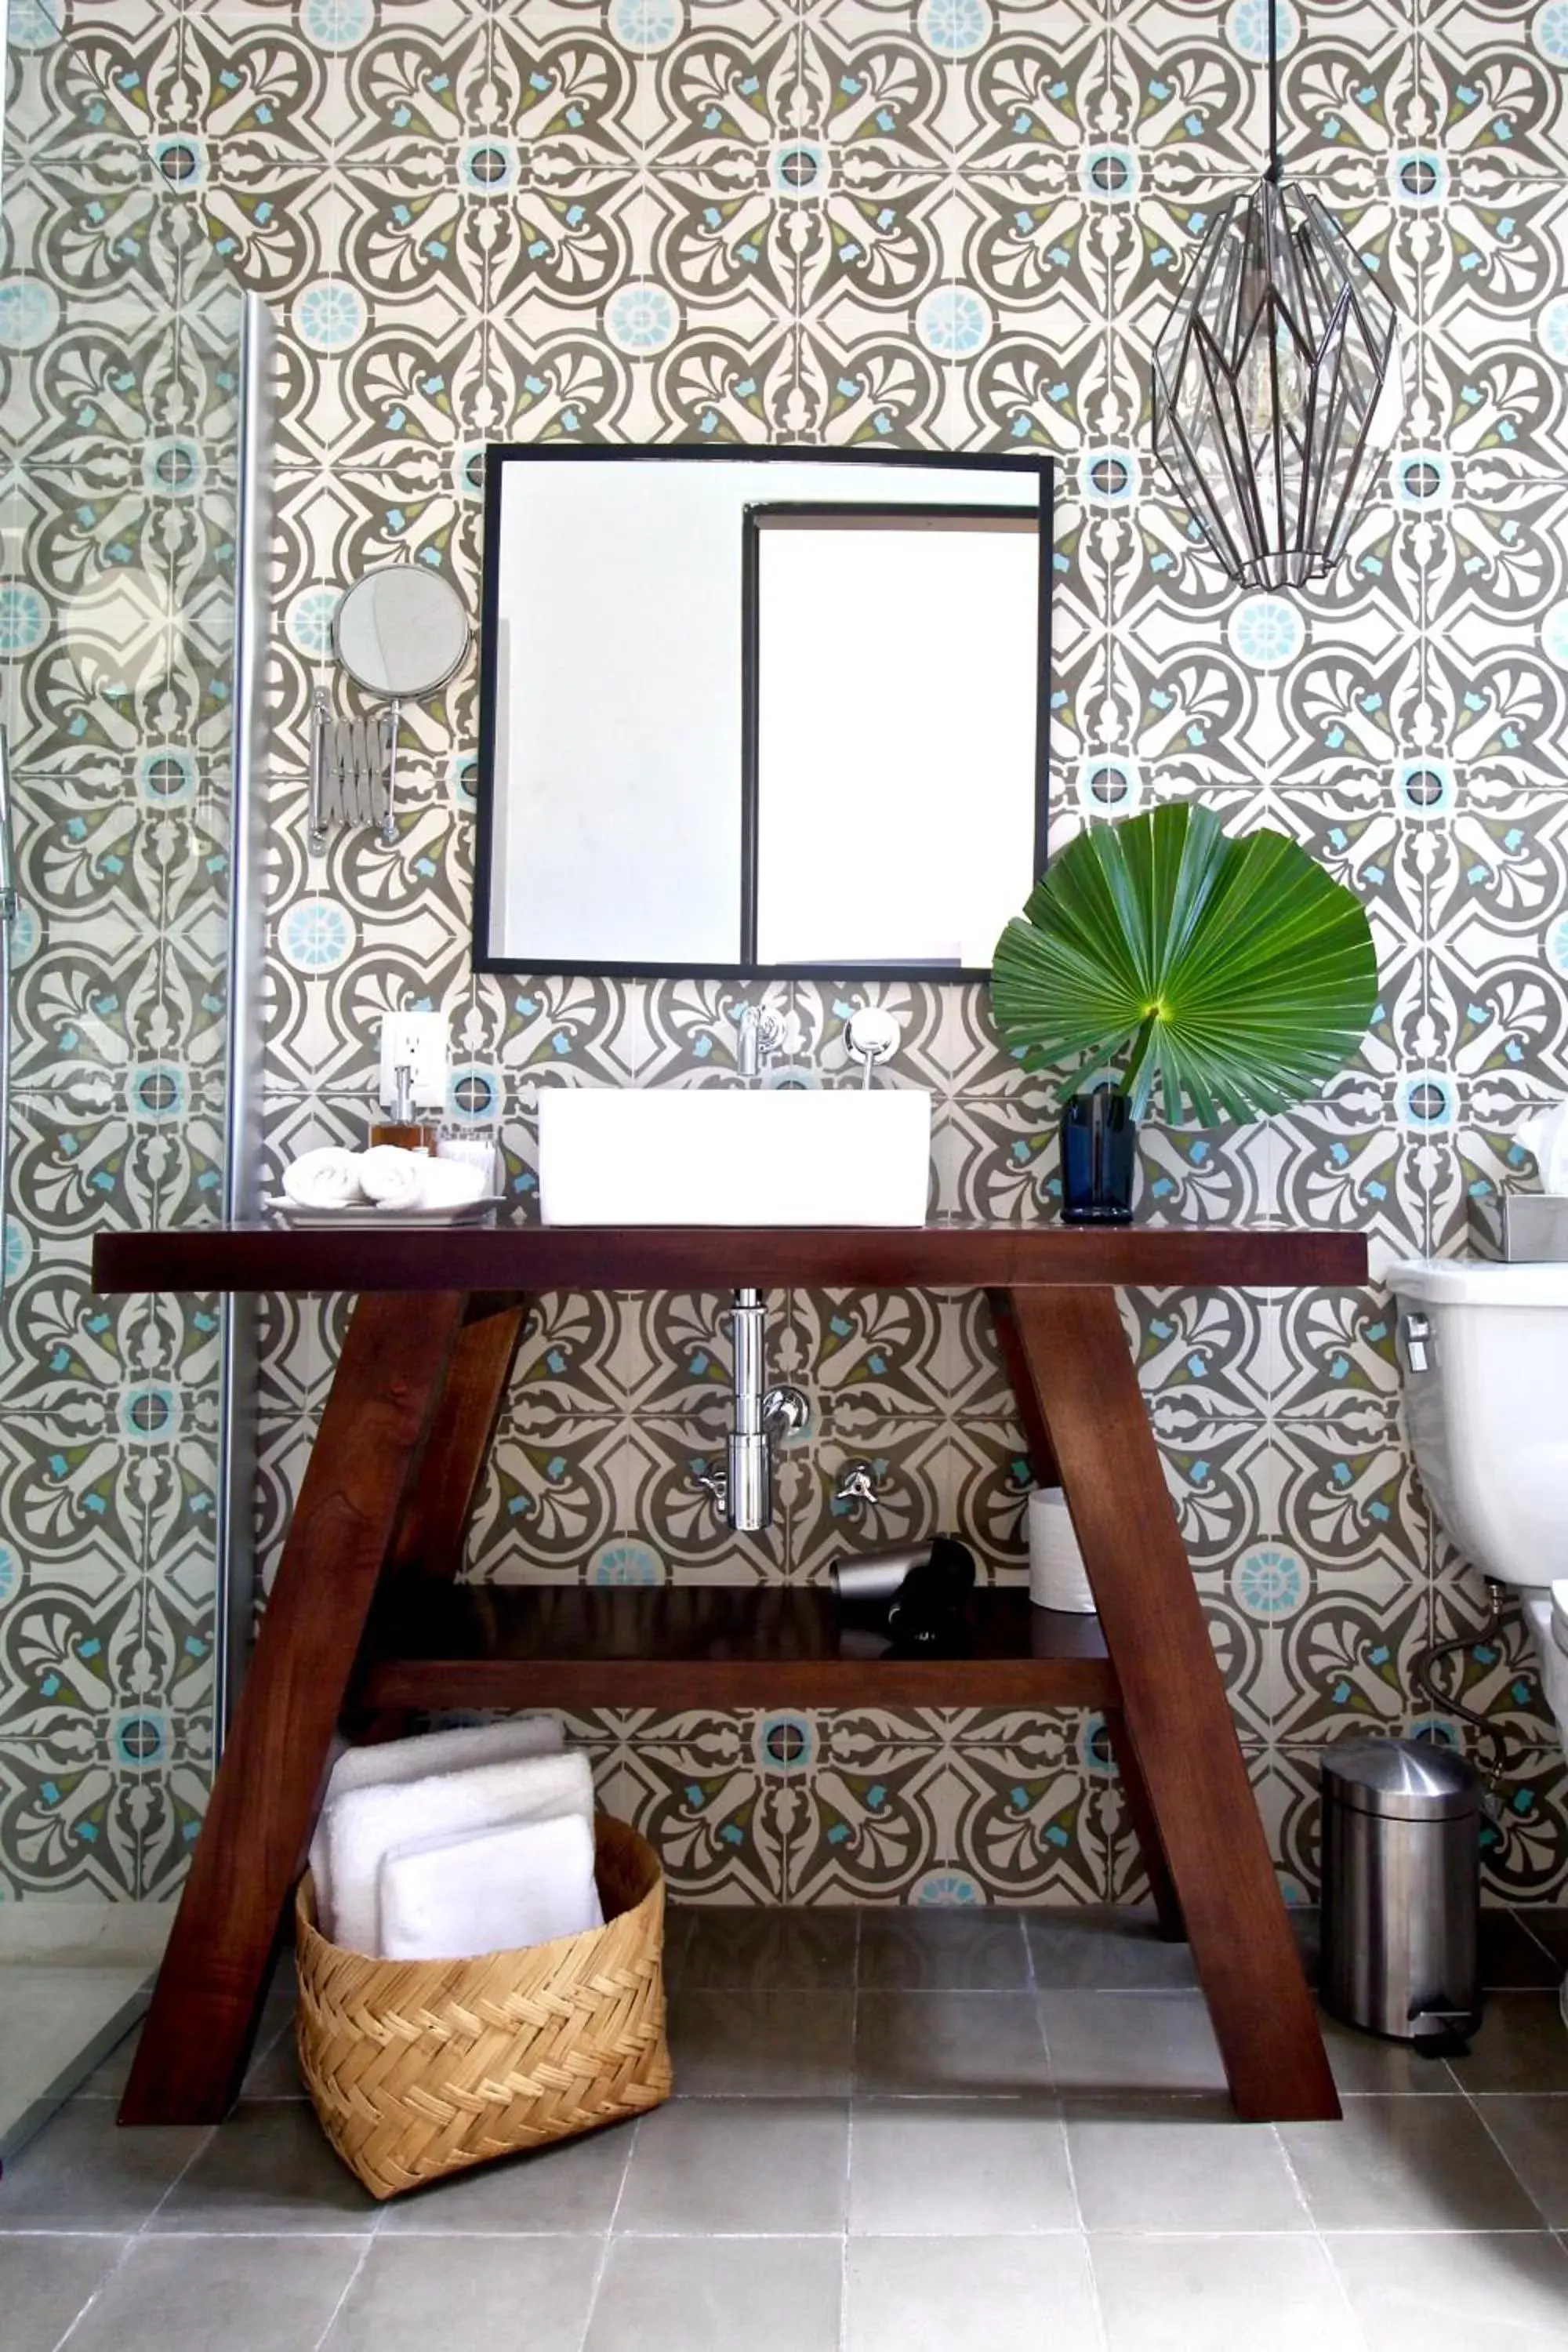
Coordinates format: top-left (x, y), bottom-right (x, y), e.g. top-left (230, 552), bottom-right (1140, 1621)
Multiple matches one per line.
top-left (763, 1385), bottom-right (810, 1445)
top-left (734, 1001), bottom-right (785, 1083)
top-left (834, 1458), bottom-right (881, 1510)
top-left (691, 1464), bottom-right (729, 1515)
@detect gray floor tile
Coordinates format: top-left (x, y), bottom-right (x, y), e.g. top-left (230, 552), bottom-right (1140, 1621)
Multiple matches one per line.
top-left (858, 1907), bottom-right (1031, 1989)
top-left (666, 1986), bottom-right (854, 2097)
top-left (1289, 1907), bottom-right (1321, 1987)
top-left (585, 2234), bottom-right (841, 2352)
top-left (658, 1906), bottom-right (695, 1987)
top-left (855, 1990), bottom-right (1052, 2098)
top-left (1052, 2089), bottom-right (1238, 2125)
top-left (0, 1968), bottom-right (150, 2126)
top-left (1039, 1991), bottom-right (1227, 2096)
top-left (1472, 2096), bottom-right (1568, 2228)
top-left (1327, 2230), bottom-right (1568, 2352)
top-left (59, 2234), bottom-right (365, 2352)
top-left (1026, 1905), bottom-right (1199, 1991)
top-left (379, 2114), bottom-right (633, 2233)
top-left (1443, 1994), bottom-right (1568, 2093)
top-left (0, 2233), bottom-right (129, 2352)
top-left (845, 2233), bottom-right (1097, 2351)
top-left (321, 2233), bottom-right (602, 2352)
top-left (1515, 1907), bottom-right (1568, 1969)
top-left (75, 1955), bottom-right (300, 2103)
top-left (0, 2101), bottom-right (209, 2230)
top-left (240, 1997), bottom-right (306, 2099)
top-left (149, 2099), bottom-right (379, 2233)
top-left (1067, 2110), bottom-right (1310, 2231)
top-left (1480, 1912), bottom-right (1565, 1991)
top-left (75, 2022), bottom-right (141, 2099)
top-left (1316, 2006), bottom-right (1462, 2093)
top-left (849, 2099), bottom-right (1076, 2234)
top-left (677, 1906), bottom-right (856, 1990)
top-left (1091, 2231), bottom-right (1364, 2352)
top-left (616, 2099), bottom-right (848, 2235)
top-left (1281, 2094), bottom-right (1542, 2231)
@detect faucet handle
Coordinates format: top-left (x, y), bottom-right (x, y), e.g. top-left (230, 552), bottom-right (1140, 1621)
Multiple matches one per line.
top-left (834, 1457), bottom-right (881, 1508)
top-left (734, 1001), bottom-right (786, 1080)
top-left (843, 1007), bottom-right (900, 1088)
top-left (692, 1464), bottom-right (729, 1515)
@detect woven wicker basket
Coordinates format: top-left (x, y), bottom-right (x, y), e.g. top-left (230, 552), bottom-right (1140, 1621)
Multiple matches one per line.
top-left (295, 1812), bottom-right (672, 2200)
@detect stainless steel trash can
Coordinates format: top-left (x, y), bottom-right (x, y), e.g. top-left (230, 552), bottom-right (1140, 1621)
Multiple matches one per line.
top-left (1320, 1737), bottom-right (1482, 2045)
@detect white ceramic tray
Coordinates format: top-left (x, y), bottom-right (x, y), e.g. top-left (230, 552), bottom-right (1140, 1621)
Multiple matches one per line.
top-left (265, 1196), bottom-right (503, 1229)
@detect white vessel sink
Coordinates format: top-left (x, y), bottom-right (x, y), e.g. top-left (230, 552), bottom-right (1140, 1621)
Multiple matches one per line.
top-left (536, 1086), bottom-right (932, 1226)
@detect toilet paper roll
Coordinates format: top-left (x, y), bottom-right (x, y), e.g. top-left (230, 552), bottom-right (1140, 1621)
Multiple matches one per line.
top-left (1027, 1487), bottom-right (1095, 1614)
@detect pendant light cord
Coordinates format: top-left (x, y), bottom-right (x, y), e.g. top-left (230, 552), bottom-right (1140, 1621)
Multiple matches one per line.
top-left (1267, 0), bottom-right (1283, 183)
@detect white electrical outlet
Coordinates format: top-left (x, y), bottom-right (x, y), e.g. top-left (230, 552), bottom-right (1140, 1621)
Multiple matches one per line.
top-left (379, 1011), bottom-right (448, 1112)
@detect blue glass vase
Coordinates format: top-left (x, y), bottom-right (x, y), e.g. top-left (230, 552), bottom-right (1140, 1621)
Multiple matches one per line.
top-left (1059, 1087), bottom-right (1136, 1225)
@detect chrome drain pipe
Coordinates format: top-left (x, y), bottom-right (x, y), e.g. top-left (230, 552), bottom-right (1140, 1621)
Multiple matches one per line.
top-left (695, 1288), bottom-right (808, 1532)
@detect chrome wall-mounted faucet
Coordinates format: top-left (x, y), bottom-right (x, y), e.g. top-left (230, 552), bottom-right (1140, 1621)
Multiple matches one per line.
top-left (735, 1001), bottom-right (784, 1083)
top-left (694, 1287), bottom-right (808, 1532)
top-left (843, 1006), bottom-right (900, 1088)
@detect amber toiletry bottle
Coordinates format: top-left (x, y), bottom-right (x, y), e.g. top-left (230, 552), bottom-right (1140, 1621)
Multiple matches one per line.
top-left (370, 1061), bottom-right (435, 1152)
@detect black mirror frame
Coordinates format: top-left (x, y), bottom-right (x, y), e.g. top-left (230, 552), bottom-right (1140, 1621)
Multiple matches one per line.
top-left (472, 441), bottom-right (1056, 984)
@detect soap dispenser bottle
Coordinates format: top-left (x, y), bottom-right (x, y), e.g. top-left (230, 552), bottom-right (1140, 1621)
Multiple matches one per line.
top-left (371, 1062), bottom-right (434, 1153)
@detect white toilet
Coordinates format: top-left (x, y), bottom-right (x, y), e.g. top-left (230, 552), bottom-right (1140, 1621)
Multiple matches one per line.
top-left (1387, 1258), bottom-right (1568, 1737)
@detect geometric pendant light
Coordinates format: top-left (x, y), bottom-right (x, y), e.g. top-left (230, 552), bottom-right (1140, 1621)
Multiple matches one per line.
top-left (1151, 2), bottom-right (1403, 590)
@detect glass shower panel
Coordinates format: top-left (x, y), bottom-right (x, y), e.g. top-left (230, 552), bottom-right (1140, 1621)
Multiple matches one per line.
top-left (0, 0), bottom-right (244, 2150)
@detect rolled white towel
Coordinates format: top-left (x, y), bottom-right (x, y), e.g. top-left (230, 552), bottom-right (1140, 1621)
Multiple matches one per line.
top-left (309, 1715), bottom-right (563, 1935)
top-left (379, 1811), bottom-right (603, 1962)
top-left (358, 1145), bottom-right (429, 1210)
top-left (281, 1146), bottom-right (365, 1211)
top-left (321, 1748), bottom-right (595, 1956)
top-left (417, 1156), bottom-right (488, 1209)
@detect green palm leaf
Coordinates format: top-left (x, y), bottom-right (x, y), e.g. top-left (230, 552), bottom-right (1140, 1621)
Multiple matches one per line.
top-left (991, 804), bottom-right (1379, 1124)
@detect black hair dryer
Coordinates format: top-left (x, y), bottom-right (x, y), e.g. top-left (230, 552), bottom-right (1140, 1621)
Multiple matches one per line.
top-left (829, 1535), bottom-right (976, 1651)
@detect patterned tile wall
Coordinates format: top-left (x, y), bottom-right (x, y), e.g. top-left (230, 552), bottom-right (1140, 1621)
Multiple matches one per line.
top-left (0, 2), bottom-right (244, 1898)
top-left (73, 0), bottom-right (1568, 1905)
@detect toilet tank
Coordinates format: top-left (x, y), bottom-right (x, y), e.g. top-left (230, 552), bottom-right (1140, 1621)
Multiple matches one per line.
top-left (1388, 1259), bottom-right (1568, 1592)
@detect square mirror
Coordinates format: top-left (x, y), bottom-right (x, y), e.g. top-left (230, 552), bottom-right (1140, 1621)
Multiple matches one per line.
top-left (474, 445), bottom-right (1054, 980)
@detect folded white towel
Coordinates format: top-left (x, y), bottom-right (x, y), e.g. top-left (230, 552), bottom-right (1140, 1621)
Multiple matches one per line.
top-left (281, 1145), bottom-right (364, 1211)
top-left (308, 1715), bottom-right (563, 1934)
top-left (379, 1812), bottom-right (603, 1962)
top-left (322, 1748), bottom-right (595, 1957)
top-left (358, 1145), bottom-right (429, 1210)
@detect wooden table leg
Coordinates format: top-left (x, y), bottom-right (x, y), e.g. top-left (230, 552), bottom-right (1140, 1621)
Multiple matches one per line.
top-left (1103, 1713), bottom-right (1185, 1941)
top-left (1003, 1285), bottom-right (1339, 2122)
top-left (990, 1289), bottom-right (1185, 1941)
top-left (120, 1288), bottom-right (470, 2126)
top-left (386, 1292), bottom-right (530, 1585)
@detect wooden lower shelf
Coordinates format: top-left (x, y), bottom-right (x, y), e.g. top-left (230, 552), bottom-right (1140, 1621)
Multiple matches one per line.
top-left (360, 1584), bottom-right (1117, 1712)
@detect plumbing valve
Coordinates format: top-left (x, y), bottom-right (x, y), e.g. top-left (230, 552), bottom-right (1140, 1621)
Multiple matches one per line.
top-left (834, 1458), bottom-right (881, 1510)
top-left (691, 1287), bottom-right (809, 1533)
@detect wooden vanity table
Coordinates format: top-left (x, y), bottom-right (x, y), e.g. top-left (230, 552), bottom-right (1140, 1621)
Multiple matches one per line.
top-left (93, 1221), bottom-right (1366, 2129)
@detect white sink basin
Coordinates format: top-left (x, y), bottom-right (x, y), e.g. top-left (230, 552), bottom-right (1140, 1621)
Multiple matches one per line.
top-left (536, 1086), bottom-right (932, 1226)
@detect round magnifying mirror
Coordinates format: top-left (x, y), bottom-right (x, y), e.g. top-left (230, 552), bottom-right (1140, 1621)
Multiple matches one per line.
top-left (332, 566), bottom-right (470, 700)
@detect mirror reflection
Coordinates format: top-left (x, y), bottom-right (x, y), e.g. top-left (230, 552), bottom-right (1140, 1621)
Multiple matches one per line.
top-left (335, 566), bottom-right (470, 700)
top-left (475, 448), bottom-right (1054, 979)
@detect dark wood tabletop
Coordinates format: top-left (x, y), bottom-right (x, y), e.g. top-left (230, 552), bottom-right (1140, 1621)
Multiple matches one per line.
top-left (91, 1220), bottom-right (1370, 1294)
